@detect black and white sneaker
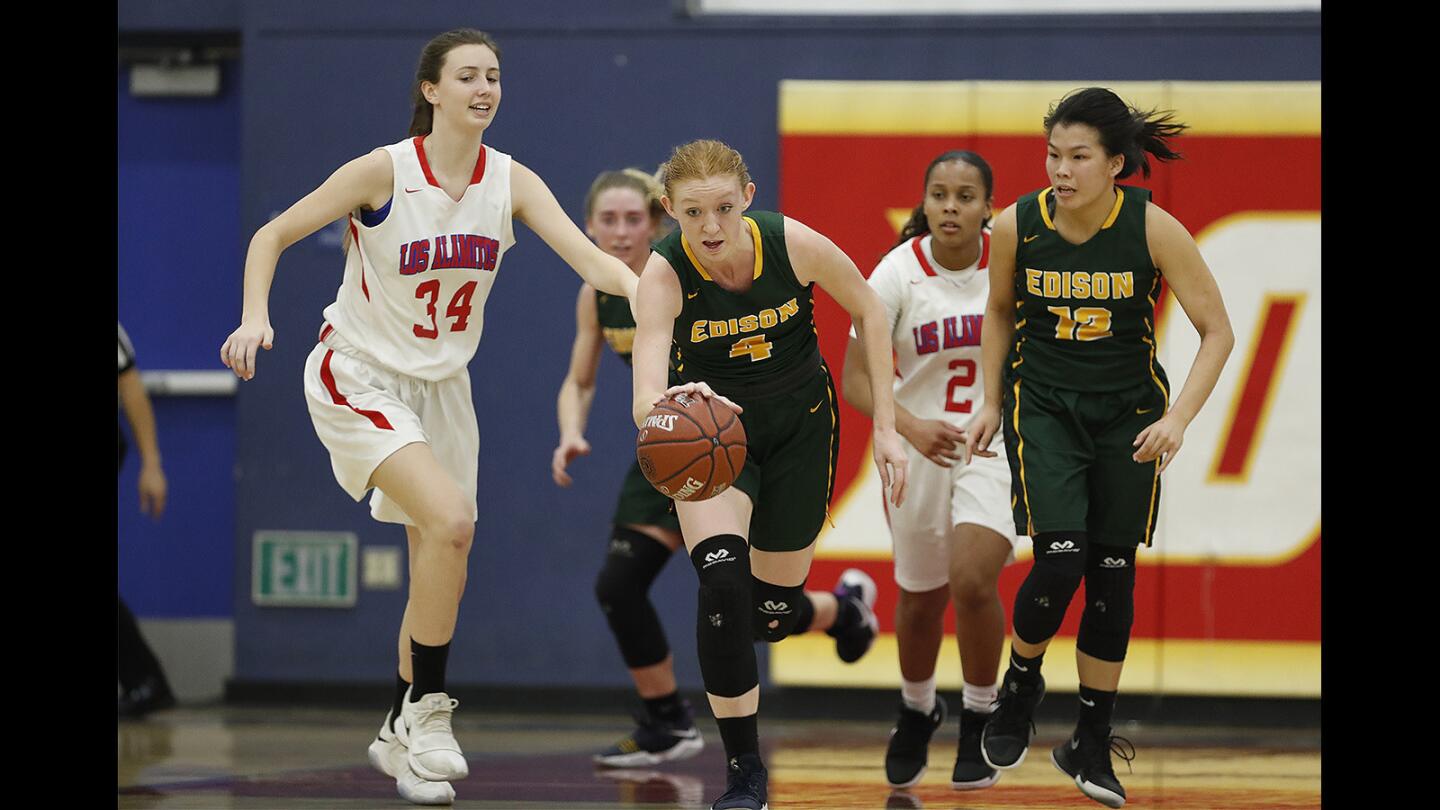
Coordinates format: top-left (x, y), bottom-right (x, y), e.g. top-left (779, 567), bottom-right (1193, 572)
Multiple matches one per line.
top-left (979, 670), bottom-right (1045, 769)
top-left (952, 708), bottom-right (1000, 789)
top-left (593, 705), bottom-right (704, 768)
top-left (828, 568), bottom-right (879, 663)
top-left (884, 695), bottom-right (946, 788)
top-left (1051, 725), bottom-right (1136, 808)
top-left (712, 754), bottom-right (768, 810)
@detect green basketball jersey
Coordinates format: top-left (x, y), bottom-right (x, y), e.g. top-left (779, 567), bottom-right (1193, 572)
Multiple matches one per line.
top-left (1010, 185), bottom-right (1168, 394)
top-left (652, 211), bottom-right (822, 392)
top-left (594, 288), bottom-right (637, 366)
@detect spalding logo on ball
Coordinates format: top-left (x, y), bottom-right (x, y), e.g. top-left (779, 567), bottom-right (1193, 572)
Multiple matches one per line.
top-left (636, 393), bottom-right (747, 502)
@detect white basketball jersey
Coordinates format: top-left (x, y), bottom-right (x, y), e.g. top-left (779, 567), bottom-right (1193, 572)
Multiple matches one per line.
top-left (322, 136), bottom-right (515, 381)
top-left (862, 232), bottom-right (993, 429)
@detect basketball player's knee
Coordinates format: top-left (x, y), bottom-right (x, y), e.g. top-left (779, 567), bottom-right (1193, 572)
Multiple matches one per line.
top-left (690, 535), bottom-right (753, 667)
top-left (949, 567), bottom-right (999, 611)
top-left (420, 508), bottom-right (474, 554)
top-left (1076, 548), bottom-right (1137, 662)
top-left (1012, 531), bottom-right (1087, 644)
top-left (751, 578), bottom-right (809, 643)
top-left (595, 528), bottom-right (673, 669)
top-left (594, 527), bottom-right (672, 609)
top-left (895, 589), bottom-right (946, 630)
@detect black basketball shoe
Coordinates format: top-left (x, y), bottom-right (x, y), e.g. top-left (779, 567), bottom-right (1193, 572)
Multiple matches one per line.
top-left (979, 670), bottom-right (1045, 769)
top-left (952, 708), bottom-right (1000, 789)
top-left (827, 568), bottom-right (879, 663)
top-left (712, 753), bottom-right (768, 810)
top-left (593, 703), bottom-right (704, 768)
top-left (884, 695), bottom-right (947, 788)
top-left (1051, 724), bottom-right (1136, 808)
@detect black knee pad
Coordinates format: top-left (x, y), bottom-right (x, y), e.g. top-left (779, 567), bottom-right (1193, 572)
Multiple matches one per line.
top-left (690, 534), bottom-right (758, 697)
top-left (751, 577), bottom-right (814, 642)
top-left (594, 526), bottom-right (674, 669)
top-left (1012, 531), bottom-right (1088, 644)
top-left (1076, 546), bottom-right (1137, 662)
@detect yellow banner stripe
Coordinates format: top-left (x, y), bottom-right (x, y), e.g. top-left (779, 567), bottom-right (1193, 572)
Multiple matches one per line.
top-left (779, 80), bottom-right (1320, 136)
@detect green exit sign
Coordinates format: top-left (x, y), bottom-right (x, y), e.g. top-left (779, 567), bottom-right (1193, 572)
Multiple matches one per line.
top-left (252, 531), bottom-right (358, 607)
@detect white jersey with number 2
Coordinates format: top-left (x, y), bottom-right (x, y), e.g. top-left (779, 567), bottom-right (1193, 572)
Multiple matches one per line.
top-left (864, 231), bottom-right (993, 425)
top-left (322, 135), bottom-right (515, 381)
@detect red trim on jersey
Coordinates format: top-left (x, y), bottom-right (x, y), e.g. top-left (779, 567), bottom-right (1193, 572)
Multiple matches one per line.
top-left (909, 236), bottom-right (937, 277)
top-left (348, 217), bottom-right (370, 301)
top-left (320, 350), bottom-right (395, 431)
top-left (979, 229), bottom-right (991, 270)
top-left (470, 144), bottom-right (487, 185)
top-left (414, 136), bottom-right (440, 188)
top-left (319, 323), bottom-right (334, 343)
top-left (414, 136), bottom-right (488, 188)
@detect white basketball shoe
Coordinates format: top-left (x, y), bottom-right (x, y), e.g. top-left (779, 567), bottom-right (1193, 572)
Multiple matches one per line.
top-left (396, 688), bottom-right (470, 781)
top-left (367, 709), bottom-right (456, 806)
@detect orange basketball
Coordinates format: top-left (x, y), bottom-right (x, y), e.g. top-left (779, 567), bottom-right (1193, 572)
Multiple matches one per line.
top-left (636, 392), bottom-right (747, 502)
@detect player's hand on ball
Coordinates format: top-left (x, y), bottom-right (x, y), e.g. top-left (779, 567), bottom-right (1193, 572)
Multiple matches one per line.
top-left (965, 404), bottom-right (1002, 461)
top-left (659, 382), bottom-right (743, 416)
top-left (551, 435), bottom-right (591, 487)
top-left (1133, 412), bottom-right (1185, 472)
top-left (873, 426), bottom-right (909, 508)
top-left (221, 320), bottom-right (274, 381)
top-left (900, 418), bottom-right (968, 468)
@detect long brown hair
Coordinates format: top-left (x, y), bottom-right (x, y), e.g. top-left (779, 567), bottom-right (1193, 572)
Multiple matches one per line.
top-left (408, 29), bottom-right (503, 137)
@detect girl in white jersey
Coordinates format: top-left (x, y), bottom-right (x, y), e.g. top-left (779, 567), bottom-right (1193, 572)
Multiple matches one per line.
top-left (842, 151), bottom-right (1022, 794)
top-left (219, 29), bottom-right (639, 807)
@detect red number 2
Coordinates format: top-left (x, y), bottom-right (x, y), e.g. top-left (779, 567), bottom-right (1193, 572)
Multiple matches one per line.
top-left (945, 358), bottom-right (976, 413)
top-left (414, 280), bottom-right (480, 339)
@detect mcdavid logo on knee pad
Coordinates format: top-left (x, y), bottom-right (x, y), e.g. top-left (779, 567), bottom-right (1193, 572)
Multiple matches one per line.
top-left (702, 548), bottom-right (735, 570)
top-left (760, 600), bottom-right (790, 615)
top-left (1100, 557), bottom-right (1128, 568)
top-left (1048, 540), bottom-right (1080, 553)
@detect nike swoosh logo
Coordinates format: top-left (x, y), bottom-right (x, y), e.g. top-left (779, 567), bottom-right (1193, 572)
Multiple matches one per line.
top-left (1136, 408), bottom-right (1154, 414)
top-left (404, 187), bottom-right (423, 194)
top-left (671, 728), bottom-right (701, 739)
top-left (686, 291), bottom-right (699, 299)
top-left (1024, 234), bottom-right (1040, 243)
top-left (809, 401), bottom-right (824, 413)
top-left (1071, 736), bottom-right (1081, 749)
top-left (1079, 697), bottom-right (1095, 707)
top-left (1012, 662), bottom-right (1028, 672)
top-left (910, 279), bottom-right (925, 285)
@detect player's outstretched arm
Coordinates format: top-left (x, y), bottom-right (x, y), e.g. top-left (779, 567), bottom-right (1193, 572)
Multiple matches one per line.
top-left (511, 161), bottom-right (639, 302)
top-left (631, 254), bottom-right (684, 428)
top-left (785, 216), bottom-right (907, 507)
top-left (220, 149), bottom-right (394, 380)
top-left (969, 203), bottom-right (1019, 461)
top-left (1133, 204), bottom-right (1235, 472)
top-left (552, 284), bottom-right (604, 487)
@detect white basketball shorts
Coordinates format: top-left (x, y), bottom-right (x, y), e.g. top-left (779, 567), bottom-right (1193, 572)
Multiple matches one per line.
top-left (302, 325), bottom-right (478, 526)
top-left (888, 443), bottom-right (1024, 593)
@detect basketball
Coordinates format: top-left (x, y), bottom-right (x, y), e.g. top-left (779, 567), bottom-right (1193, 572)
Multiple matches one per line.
top-left (636, 392), bottom-right (747, 502)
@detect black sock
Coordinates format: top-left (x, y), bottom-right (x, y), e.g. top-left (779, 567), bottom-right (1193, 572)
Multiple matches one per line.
top-left (410, 638), bottom-right (450, 700)
top-left (644, 691), bottom-right (688, 726)
top-left (1078, 684), bottom-right (1117, 731)
top-left (716, 714), bottom-right (759, 759)
top-left (1007, 647), bottom-right (1044, 685)
top-left (826, 593), bottom-right (858, 636)
top-left (391, 673), bottom-right (410, 731)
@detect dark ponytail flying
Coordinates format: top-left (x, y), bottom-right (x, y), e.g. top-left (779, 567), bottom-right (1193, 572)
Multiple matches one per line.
top-left (1044, 87), bottom-right (1187, 179)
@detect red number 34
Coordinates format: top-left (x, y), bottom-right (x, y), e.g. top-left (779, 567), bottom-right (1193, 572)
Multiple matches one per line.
top-left (413, 280), bottom-right (479, 339)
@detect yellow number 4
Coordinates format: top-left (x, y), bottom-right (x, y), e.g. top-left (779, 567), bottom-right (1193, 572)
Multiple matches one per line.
top-left (730, 334), bottom-right (774, 362)
top-left (1049, 306), bottom-right (1113, 341)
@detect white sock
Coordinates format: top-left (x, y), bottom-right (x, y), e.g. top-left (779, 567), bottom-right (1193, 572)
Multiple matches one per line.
top-left (901, 676), bottom-right (937, 714)
top-left (962, 680), bottom-right (998, 714)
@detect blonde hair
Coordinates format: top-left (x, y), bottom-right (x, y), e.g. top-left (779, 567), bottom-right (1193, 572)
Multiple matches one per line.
top-left (659, 139), bottom-right (751, 198)
top-left (583, 167), bottom-right (665, 223)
